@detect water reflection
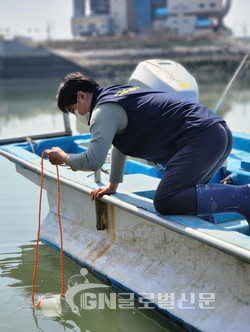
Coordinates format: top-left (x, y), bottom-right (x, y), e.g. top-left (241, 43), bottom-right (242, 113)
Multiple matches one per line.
top-left (0, 78), bottom-right (89, 138)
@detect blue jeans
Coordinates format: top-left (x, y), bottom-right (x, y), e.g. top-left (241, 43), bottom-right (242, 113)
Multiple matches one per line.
top-left (153, 122), bottom-right (233, 215)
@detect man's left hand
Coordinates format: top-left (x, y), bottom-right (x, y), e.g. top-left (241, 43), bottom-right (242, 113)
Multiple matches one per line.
top-left (91, 182), bottom-right (118, 201)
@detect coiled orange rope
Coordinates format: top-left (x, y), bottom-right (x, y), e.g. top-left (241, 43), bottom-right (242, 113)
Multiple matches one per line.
top-left (32, 149), bottom-right (64, 307)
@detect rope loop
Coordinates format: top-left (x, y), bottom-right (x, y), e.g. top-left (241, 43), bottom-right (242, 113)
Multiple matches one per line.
top-left (32, 149), bottom-right (64, 307)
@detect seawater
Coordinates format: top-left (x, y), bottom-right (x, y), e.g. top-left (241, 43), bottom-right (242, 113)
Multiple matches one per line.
top-left (0, 71), bottom-right (250, 332)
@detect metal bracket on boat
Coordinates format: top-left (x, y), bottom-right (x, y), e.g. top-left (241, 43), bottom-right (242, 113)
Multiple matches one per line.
top-left (94, 169), bottom-right (101, 183)
top-left (95, 200), bottom-right (108, 230)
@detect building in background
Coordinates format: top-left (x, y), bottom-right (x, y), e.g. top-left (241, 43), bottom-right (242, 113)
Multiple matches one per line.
top-left (165, 0), bottom-right (232, 36)
top-left (73, 0), bottom-right (86, 17)
top-left (72, 15), bottom-right (112, 36)
top-left (72, 0), bottom-right (111, 36)
top-left (131, 0), bottom-right (152, 34)
top-left (71, 0), bottom-right (232, 37)
top-left (110, 0), bottom-right (128, 35)
top-left (91, 0), bottom-right (110, 14)
top-left (151, 0), bottom-right (169, 31)
top-left (72, 0), bottom-right (168, 36)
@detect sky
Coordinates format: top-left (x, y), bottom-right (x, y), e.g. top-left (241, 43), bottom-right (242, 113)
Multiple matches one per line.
top-left (0, 0), bottom-right (249, 41)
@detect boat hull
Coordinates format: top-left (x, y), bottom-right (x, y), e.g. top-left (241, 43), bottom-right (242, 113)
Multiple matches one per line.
top-left (15, 159), bottom-right (250, 332)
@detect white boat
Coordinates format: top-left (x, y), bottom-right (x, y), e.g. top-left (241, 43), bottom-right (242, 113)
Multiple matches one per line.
top-left (0, 60), bottom-right (249, 332)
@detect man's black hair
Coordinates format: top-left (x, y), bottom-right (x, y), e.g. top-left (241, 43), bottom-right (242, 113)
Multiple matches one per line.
top-left (57, 72), bottom-right (99, 113)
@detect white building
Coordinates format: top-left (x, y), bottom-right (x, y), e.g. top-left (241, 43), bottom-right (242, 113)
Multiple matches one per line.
top-left (72, 0), bottom-right (112, 36)
top-left (165, 0), bottom-right (232, 36)
top-left (72, 15), bottom-right (112, 36)
top-left (109, 0), bottom-right (128, 35)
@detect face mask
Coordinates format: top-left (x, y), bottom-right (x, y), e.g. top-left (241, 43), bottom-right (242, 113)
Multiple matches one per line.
top-left (74, 99), bottom-right (90, 124)
top-left (74, 109), bottom-right (90, 124)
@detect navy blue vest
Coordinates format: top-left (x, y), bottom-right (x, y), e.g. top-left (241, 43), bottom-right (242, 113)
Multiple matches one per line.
top-left (90, 85), bottom-right (223, 164)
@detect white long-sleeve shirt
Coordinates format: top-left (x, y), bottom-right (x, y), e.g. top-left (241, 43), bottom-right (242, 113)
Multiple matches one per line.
top-left (68, 102), bottom-right (128, 183)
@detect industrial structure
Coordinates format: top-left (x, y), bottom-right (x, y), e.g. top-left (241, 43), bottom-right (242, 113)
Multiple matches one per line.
top-left (71, 0), bottom-right (232, 37)
top-left (165, 0), bottom-right (232, 35)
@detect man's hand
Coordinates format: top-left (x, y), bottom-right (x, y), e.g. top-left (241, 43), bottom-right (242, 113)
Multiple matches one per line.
top-left (46, 147), bottom-right (69, 165)
top-left (91, 182), bottom-right (118, 201)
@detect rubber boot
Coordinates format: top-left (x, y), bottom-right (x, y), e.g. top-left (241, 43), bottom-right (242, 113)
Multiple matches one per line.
top-left (196, 184), bottom-right (250, 225)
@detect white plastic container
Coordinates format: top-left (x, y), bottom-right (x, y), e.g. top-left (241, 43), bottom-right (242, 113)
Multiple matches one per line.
top-left (38, 294), bottom-right (62, 317)
top-left (129, 59), bottom-right (198, 102)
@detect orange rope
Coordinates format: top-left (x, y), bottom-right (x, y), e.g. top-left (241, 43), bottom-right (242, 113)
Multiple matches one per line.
top-left (32, 149), bottom-right (64, 307)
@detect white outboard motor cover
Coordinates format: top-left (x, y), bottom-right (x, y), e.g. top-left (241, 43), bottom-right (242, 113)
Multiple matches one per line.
top-left (128, 59), bottom-right (198, 102)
